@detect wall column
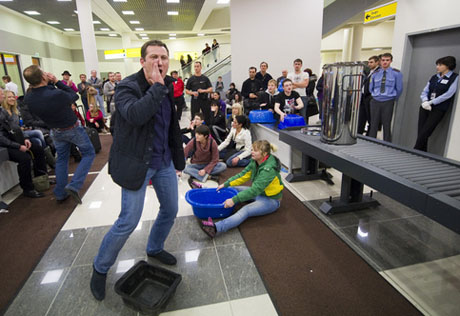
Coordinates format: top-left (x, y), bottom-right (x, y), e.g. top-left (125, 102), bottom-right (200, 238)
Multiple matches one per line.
top-left (121, 33), bottom-right (135, 75)
top-left (342, 28), bottom-right (352, 62)
top-left (231, 0), bottom-right (323, 87)
top-left (350, 24), bottom-right (364, 61)
top-left (76, 0), bottom-right (99, 76)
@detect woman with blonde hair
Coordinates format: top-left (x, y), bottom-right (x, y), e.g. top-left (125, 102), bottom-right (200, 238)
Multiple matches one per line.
top-left (86, 102), bottom-right (107, 133)
top-left (226, 102), bottom-right (243, 130)
top-left (201, 140), bottom-right (284, 237)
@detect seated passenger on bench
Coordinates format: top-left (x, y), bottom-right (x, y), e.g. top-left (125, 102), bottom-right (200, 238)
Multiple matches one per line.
top-left (201, 140), bottom-right (283, 237)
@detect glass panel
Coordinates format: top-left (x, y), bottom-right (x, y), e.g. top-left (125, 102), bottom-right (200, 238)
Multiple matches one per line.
top-left (3, 53), bottom-right (24, 96)
top-left (0, 56), bottom-right (6, 89)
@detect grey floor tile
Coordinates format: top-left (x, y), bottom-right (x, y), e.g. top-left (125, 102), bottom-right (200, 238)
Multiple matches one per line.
top-left (340, 219), bottom-right (442, 270)
top-left (216, 243), bottom-right (267, 300)
top-left (5, 269), bottom-right (68, 316)
top-left (35, 229), bottom-right (89, 272)
top-left (74, 221), bottom-right (153, 266)
top-left (47, 265), bottom-right (138, 316)
top-left (145, 248), bottom-right (228, 312)
top-left (213, 225), bottom-right (245, 246)
top-left (163, 216), bottom-right (214, 252)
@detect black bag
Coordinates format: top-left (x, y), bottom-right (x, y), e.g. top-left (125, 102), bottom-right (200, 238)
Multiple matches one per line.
top-left (306, 96), bottom-right (319, 117)
top-left (8, 126), bottom-right (26, 145)
top-left (85, 127), bottom-right (101, 153)
top-left (222, 138), bottom-right (240, 161)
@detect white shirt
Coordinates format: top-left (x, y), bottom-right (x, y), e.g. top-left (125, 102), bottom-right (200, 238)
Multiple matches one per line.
top-left (288, 71), bottom-right (309, 96)
top-left (218, 128), bottom-right (252, 160)
top-left (5, 82), bottom-right (19, 96)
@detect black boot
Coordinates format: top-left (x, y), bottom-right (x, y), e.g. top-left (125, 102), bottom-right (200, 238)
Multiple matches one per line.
top-left (90, 266), bottom-right (107, 301)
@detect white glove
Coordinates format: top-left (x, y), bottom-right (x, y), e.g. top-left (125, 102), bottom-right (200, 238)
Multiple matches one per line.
top-left (421, 101), bottom-right (432, 111)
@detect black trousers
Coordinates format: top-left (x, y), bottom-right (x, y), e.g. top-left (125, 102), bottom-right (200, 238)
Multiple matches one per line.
top-left (414, 107), bottom-right (446, 152)
top-left (7, 142), bottom-right (47, 191)
top-left (174, 95), bottom-right (186, 121)
top-left (191, 98), bottom-right (210, 124)
top-left (369, 99), bottom-right (395, 142)
top-left (357, 96), bottom-right (371, 135)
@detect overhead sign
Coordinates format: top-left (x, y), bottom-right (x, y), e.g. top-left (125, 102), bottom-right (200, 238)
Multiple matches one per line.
top-left (126, 48), bottom-right (141, 58)
top-left (364, 1), bottom-right (397, 24)
top-left (104, 49), bottom-right (126, 59)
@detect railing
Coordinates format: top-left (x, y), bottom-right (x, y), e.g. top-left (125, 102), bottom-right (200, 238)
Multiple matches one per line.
top-left (179, 45), bottom-right (228, 79)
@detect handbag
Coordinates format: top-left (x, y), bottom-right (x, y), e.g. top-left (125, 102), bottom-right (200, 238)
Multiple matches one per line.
top-left (306, 95), bottom-right (319, 117)
top-left (8, 126), bottom-right (25, 145)
top-left (32, 174), bottom-right (50, 192)
top-left (223, 138), bottom-right (240, 161)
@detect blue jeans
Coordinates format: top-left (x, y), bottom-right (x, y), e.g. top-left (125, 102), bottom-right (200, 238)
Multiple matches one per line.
top-left (225, 151), bottom-right (250, 167)
top-left (24, 129), bottom-right (46, 148)
top-left (94, 162), bottom-right (178, 273)
top-left (95, 94), bottom-right (106, 117)
top-left (215, 186), bottom-right (281, 233)
top-left (183, 162), bottom-right (227, 182)
top-left (50, 125), bottom-right (95, 200)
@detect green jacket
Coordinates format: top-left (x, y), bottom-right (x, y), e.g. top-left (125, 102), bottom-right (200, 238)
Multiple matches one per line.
top-left (224, 154), bottom-right (284, 203)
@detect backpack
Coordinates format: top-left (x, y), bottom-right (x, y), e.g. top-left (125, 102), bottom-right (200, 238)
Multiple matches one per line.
top-left (187, 137), bottom-right (214, 159)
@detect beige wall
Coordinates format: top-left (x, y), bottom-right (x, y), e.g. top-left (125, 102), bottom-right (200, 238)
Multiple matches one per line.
top-left (392, 0), bottom-right (460, 161)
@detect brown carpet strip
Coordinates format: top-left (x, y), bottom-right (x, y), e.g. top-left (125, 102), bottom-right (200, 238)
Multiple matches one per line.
top-left (217, 168), bottom-right (421, 316)
top-left (0, 134), bottom-right (112, 314)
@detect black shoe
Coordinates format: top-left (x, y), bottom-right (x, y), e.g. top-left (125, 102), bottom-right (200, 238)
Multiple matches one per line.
top-left (23, 190), bottom-right (45, 198)
top-left (90, 266), bottom-right (107, 301)
top-left (209, 175), bottom-right (219, 182)
top-left (56, 194), bottom-right (70, 204)
top-left (64, 188), bottom-right (82, 204)
top-left (147, 250), bottom-right (177, 265)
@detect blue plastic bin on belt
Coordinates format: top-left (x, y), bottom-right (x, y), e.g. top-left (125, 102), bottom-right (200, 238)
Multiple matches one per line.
top-left (278, 114), bottom-right (306, 130)
top-left (248, 110), bottom-right (276, 123)
top-left (185, 187), bottom-right (239, 219)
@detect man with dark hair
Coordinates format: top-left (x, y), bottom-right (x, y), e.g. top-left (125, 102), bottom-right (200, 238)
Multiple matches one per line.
top-left (77, 74), bottom-right (89, 112)
top-left (90, 39), bottom-right (185, 301)
top-left (241, 66), bottom-right (263, 114)
top-left (23, 65), bottom-right (95, 203)
top-left (369, 52), bottom-right (403, 142)
top-left (170, 70), bottom-right (186, 120)
top-left (2, 75), bottom-right (19, 96)
top-left (185, 61), bottom-right (213, 123)
top-left (183, 124), bottom-right (226, 184)
top-left (357, 55), bottom-right (380, 135)
top-left (255, 61), bottom-right (273, 90)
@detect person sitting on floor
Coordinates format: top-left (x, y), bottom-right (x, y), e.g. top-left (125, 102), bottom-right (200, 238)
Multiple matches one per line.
top-left (181, 112), bottom-right (204, 145)
top-left (212, 91), bottom-right (226, 114)
top-left (183, 125), bottom-right (227, 185)
top-left (86, 103), bottom-right (107, 133)
top-left (201, 140), bottom-right (283, 237)
top-left (226, 102), bottom-right (243, 131)
top-left (209, 100), bottom-right (227, 144)
top-left (218, 115), bottom-right (252, 167)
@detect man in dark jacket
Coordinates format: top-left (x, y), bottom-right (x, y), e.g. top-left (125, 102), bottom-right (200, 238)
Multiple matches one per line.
top-left (241, 66), bottom-right (263, 114)
top-left (91, 40), bottom-right (185, 301)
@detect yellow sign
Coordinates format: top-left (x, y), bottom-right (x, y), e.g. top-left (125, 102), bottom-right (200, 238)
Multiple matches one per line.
top-left (126, 48), bottom-right (141, 58)
top-left (104, 49), bottom-right (125, 59)
top-left (364, 1), bottom-right (397, 24)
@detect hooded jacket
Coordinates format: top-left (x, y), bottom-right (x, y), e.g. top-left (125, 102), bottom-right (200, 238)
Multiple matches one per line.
top-left (224, 154), bottom-right (283, 203)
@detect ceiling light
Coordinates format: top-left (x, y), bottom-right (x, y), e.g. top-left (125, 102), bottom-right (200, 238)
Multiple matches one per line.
top-left (169, 33), bottom-right (176, 36)
top-left (113, 0), bottom-right (127, 2)
top-left (197, 33), bottom-right (204, 36)
top-left (64, 28), bottom-right (75, 31)
top-left (57, 0), bottom-right (72, 2)
top-left (217, 0), bottom-right (230, 3)
top-left (139, 33), bottom-right (147, 36)
top-left (24, 11), bottom-right (41, 15)
top-left (47, 21), bottom-right (60, 24)
top-left (167, 0), bottom-right (180, 3)
top-left (100, 27), bottom-right (110, 31)
top-left (169, 37), bottom-right (176, 40)
top-left (108, 33), bottom-right (118, 36)
top-left (74, 10), bottom-right (78, 14)
top-left (93, 20), bottom-right (101, 24)
top-left (135, 27), bottom-right (144, 31)
top-left (122, 11), bottom-right (134, 15)
top-left (167, 11), bottom-right (178, 15)
top-left (141, 37), bottom-right (149, 40)
top-left (129, 20), bottom-right (140, 24)
top-left (0, 0), bottom-right (14, 2)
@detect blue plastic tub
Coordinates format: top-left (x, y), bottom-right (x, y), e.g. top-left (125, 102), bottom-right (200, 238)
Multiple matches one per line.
top-left (248, 110), bottom-right (276, 123)
top-left (278, 114), bottom-right (306, 130)
top-left (185, 188), bottom-right (238, 219)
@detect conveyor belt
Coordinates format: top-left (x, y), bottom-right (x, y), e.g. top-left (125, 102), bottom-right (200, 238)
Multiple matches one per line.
top-left (278, 130), bottom-right (460, 234)
top-left (338, 141), bottom-right (460, 201)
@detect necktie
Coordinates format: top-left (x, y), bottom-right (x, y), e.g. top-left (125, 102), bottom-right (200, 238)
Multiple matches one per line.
top-left (380, 70), bottom-right (386, 93)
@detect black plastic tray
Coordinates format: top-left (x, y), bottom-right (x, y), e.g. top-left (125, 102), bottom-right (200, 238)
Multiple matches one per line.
top-left (114, 260), bottom-right (182, 315)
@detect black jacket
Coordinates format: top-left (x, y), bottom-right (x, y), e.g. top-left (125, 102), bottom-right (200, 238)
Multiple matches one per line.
top-left (0, 108), bottom-right (26, 150)
top-left (108, 69), bottom-right (185, 190)
top-left (241, 78), bottom-right (263, 99)
top-left (17, 96), bottom-right (49, 130)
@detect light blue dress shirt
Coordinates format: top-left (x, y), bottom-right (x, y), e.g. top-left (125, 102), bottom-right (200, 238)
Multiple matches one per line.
top-left (369, 67), bottom-right (403, 102)
top-left (420, 71), bottom-right (459, 105)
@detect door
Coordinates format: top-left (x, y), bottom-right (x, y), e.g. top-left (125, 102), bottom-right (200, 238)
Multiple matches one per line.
top-left (393, 27), bottom-right (460, 156)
